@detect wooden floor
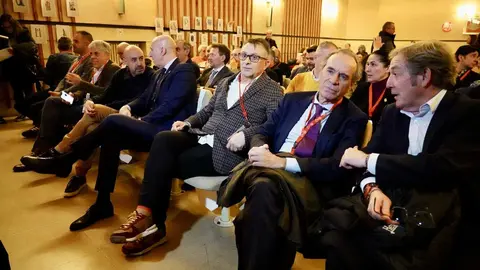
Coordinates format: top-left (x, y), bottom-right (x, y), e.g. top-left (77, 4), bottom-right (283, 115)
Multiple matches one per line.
top-left (0, 118), bottom-right (325, 270)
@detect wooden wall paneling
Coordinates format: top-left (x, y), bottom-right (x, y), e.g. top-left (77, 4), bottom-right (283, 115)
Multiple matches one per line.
top-left (175, 0), bottom-right (181, 22)
top-left (30, 0), bottom-right (45, 66)
top-left (203, 0), bottom-right (208, 31)
top-left (165, 0), bottom-right (171, 26)
top-left (213, 0), bottom-right (218, 26)
top-left (56, 0), bottom-right (63, 22)
top-left (229, 0), bottom-right (233, 30)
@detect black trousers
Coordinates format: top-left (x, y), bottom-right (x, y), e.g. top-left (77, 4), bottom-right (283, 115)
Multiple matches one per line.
top-left (0, 240), bottom-right (10, 270)
top-left (18, 91), bottom-right (50, 126)
top-left (33, 96), bottom-right (83, 153)
top-left (71, 114), bottom-right (160, 194)
top-left (234, 177), bottom-right (296, 270)
top-left (10, 77), bottom-right (34, 115)
top-left (138, 131), bottom-right (220, 228)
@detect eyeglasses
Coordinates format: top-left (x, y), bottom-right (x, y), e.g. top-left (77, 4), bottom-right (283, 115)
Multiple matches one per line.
top-left (240, 52), bottom-right (268, 63)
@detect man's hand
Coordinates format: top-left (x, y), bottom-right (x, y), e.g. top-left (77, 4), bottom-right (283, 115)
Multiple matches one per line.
top-left (119, 105), bottom-right (131, 117)
top-left (172, 121), bottom-right (187, 131)
top-left (367, 189), bottom-right (398, 225)
top-left (340, 146), bottom-right (368, 169)
top-left (248, 144), bottom-right (286, 169)
top-left (226, 132), bottom-right (246, 152)
top-left (373, 36), bottom-right (384, 51)
top-left (65, 73), bottom-right (82, 85)
top-left (48, 91), bottom-right (61, 96)
top-left (84, 100), bottom-right (96, 116)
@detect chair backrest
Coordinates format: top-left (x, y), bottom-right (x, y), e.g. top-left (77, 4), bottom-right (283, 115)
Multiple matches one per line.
top-left (361, 120), bottom-right (373, 148)
top-left (197, 88), bottom-right (213, 112)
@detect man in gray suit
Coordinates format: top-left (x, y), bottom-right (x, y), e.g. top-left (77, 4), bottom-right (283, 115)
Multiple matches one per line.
top-left (197, 43), bottom-right (234, 88)
top-left (109, 38), bottom-right (283, 256)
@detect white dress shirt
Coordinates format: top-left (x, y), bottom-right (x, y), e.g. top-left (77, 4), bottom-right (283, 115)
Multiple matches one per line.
top-left (360, 90), bottom-right (447, 191)
top-left (198, 73), bottom-right (259, 147)
top-left (279, 93), bottom-right (335, 173)
top-left (91, 64), bottom-right (105, 84)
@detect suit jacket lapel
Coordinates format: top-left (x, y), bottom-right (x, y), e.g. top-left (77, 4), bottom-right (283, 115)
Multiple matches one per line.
top-left (315, 98), bottom-right (348, 156)
top-left (210, 66), bottom-right (228, 87)
top-left (277, 94), bottom-right (313, 149)
top-left (95, 60), bottom-right (112, 86)
top-left (158, 59), bottom-right (179, 89)
top-left (422, 92), bottom-right (456, 151)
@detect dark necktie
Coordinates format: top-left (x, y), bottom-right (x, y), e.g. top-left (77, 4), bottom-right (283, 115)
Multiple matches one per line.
top-left (205, 69), bottom-right (219, 88)
top-left (294, 104), bottom-right (326, 158)
top-left (150, 68), bottom-right (167, 109)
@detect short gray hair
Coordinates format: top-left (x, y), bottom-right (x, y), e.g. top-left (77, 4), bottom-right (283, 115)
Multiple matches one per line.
top-left (318, 41), bottom-right (338, 50)
top-left (389, 41), bottom-right (456, 89)
top-left (323, 49), bottom-right (363, 84)
top-left (88, 40), bottom-right (111, 55)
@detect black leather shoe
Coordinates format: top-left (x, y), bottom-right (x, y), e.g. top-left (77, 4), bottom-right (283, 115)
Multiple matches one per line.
top-left (70, 202), bottom-right (114, 231)
top-left (13, 164), bottom-right (31, 172)
top-left (64, 176), bottom-right (87, 198)
top-left (0, 117), bottom-right (6, 124)
top-left (20, 150), bottom-right (76, 177)
top-left (21, 127), bottom-right (39, 139)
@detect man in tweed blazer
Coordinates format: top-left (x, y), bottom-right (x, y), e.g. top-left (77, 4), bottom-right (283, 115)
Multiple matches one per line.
top-left (112, 38), bottom-right (283, 256)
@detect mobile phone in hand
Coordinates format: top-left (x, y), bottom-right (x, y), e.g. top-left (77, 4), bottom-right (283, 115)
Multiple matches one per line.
top-left (61, 91), bottom-right (74, 105)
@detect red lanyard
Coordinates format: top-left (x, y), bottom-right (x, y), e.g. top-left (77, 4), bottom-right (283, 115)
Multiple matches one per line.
top-left (459, 70), bottom-right (471, 81)
top-left (238, 75), bottom-right (255, 126)
top-left (290, 97), bottom-right (343, 154)
top-left (68, 54), bottom-right (88, 73)
top-left (368, 84), bottom-right (387, 118)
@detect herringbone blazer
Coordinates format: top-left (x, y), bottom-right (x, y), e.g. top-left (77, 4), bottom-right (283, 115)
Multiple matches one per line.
top-left (186, 72), bottom-right (283, 174)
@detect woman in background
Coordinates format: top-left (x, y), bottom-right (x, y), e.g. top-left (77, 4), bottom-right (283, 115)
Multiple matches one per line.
top-left (350, 50), bottom-right (394, 128)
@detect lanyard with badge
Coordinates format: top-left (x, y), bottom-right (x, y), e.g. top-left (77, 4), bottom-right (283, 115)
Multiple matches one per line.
top-left (237, 75), bottom-right (257, 128)
top-left (290, 97), bottom-right (343, 155)
top-left (368, 84), bottom-right (387, 117)
top-left (68, 54), bottom-right (89, 73)
top-left (459, 70), bottom-right (471, 81)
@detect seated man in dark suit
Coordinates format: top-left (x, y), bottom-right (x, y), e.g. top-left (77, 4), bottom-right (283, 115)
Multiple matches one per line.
top-left (21, 35), bottom-right (198, 231)
top-left (29, 40), bottom-right (120, 156)
top-left (175, 40), bottom-right (200, 78)
top-left (217, 49), bottom-right (368, 270)
top-left (43, 37), bottom-right (77, 90)
top-left (456, 81), bottom-right (480, 99)
top-left (324, 41), bottom-right (480, 270)
top-left (19, 31), bottom-right (94, 139)
top-left (197, 43), bottom-right (234, 88)
top-left (109, 38), bottom-right (283, 256)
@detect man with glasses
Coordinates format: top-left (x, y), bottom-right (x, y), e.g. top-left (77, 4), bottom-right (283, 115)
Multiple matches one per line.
top-left (108, 38), bottom-right (283, 256)
top-left (198, 43), bottom-right (234, 88)
top-left (323, 41), bottom-right (480, 270)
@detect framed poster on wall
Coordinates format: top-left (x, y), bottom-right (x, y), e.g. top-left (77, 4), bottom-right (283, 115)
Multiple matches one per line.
top-left (155, 18), bottom-right (164, 34)
top-left (169, 20), bottom-right (178, 35)
top-left (222, 34), bottom-right (228, 46)
top-left (31, 25), bottom-right (48, 44)
top-left (206, 17), bottom-right (213, 30)
top-left (41, 0), bottom-right (56, 17)
top-left (55, 25), bottom-right (73, 40)
top-left (66, 0), bottom-right (79, 17)
top-left (12, 0), bottom-right (29, 13)
top-left (201, 33), bottom-right (208, 45)
top-left (183, 16), bottom-right (191, 30)
top-left (217, 19), bottom-right (224, 31)
top-left (211, 33), bottom-right (218, 44)
top-left (195, 17), bottom-right (202, 30)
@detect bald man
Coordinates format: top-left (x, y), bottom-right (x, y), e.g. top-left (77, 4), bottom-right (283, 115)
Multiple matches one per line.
top-left (117, 42), bottom-right (129, 67)
top-left (21, 35), bottom-right (198, 231)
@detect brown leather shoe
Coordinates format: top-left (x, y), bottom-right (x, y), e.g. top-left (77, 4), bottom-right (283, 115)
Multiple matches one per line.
top-left (121, 226), bottom-right (167, 256)
top-left (110, 211), bottom-right (154, 244)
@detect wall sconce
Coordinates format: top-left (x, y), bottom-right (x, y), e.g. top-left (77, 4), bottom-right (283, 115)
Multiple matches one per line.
top-left (456, 4), bottom-right (476, 20)
top-left (266, 0), bottom-right (273, 27)
top-left (118, 0), bottom-right (125, 15)
top-left (322, 0), bottom-right (339, 19)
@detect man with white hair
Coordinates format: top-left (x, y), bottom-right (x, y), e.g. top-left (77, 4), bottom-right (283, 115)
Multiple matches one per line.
top-left (265, 29), bottom-right (278, 48)
top-left (28, 40), bottom-right (120, 156)
top-left (116, 42), bottom-right (129, 67)
top-left (21, 35), bottom-right (198, 233)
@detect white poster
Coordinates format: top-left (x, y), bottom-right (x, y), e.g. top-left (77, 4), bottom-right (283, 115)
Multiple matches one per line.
top-left (227, 21), bottom-right (234, 32)
top-left (155, 18), bottom-right (164, 34)
top-left (182, 16), bottom-right (190, 30)
top-left (195, 17), bottom-right (202, 30)
top-left (201, 33), bottom-right (208, 45)
top-left (237, 26), bottom-right (243, 37)
top-left (189, 33), bottom-right (196, 44)
top-left (55, 25), bottom-right (73, 40)
top-left (30, 25), bottom-right (48, 44)
top-left (41, 0), bottom-right (56, 17)
top-left (232, 34), bottom-right (237, 46)
top-left (66, 0), bottom-right (79, 17)
top-left (206, 17), bottom-right (214, 30)
top-left (217, 19), bottom-right (224, 31)
top-left (222, 34), bottom-right (228, 45)
top-left (211, 33), bottom-right (218, 44)
top-left (169, 20), bottom-right (178, 35)
top-left (176, 31), bottom-right (185, 41)
top-left (12, 0), bottom-right (29, 13)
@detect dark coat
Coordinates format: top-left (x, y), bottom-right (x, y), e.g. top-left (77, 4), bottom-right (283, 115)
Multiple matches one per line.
top-left (43, 52), bottom-right (77, 89)
top-left (371, 30), bottom-right (396, 55)
top-left (350, 81), bottom-right (395, 128)
top-left (453, 69), bottom-right (480, 90)
top-left (197, 65), bottom-right (234, 88)
top-left (128, 58), bottom-right (197, 130)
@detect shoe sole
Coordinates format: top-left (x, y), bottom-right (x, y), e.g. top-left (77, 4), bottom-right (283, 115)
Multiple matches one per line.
top-left (64, 183), bottom-right (87, 198)
top-left (110, 235), bottom-right (127, 244)
top-left (124, 236), bottom-right (168, 257)
top-left (125, 225), bottom-right (158, 242)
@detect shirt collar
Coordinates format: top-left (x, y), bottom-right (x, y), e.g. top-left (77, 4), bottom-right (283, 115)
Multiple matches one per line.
top-left (314, 92), bottom-right (334, 111)
top-left (213, 65), bottom-right (225, 73)
top-left (163, 57), bottom-right (177, 71)
top-left (94, 64), bottom-right (106, 73)
top-left (312, 69), bottom-right (320, 81)
top-left (235, 72), bottom-right (263, 84)
top-left (400, 89), bottom-right (447, 118)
